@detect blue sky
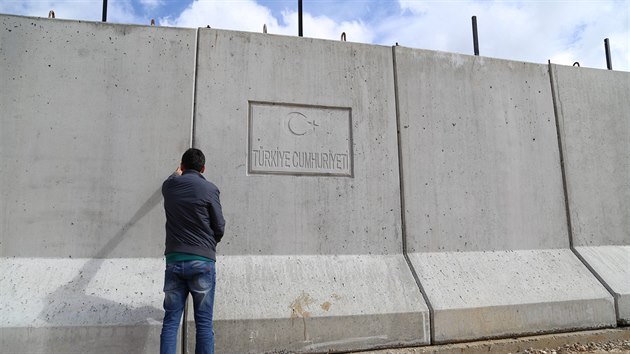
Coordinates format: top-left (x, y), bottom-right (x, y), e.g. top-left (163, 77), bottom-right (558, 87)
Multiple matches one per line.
top-left (1, 0), bottom-right (628, 71)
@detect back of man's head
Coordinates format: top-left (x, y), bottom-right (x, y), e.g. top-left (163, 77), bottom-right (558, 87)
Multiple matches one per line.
top-left (181, 148), bottom-right (205, 172)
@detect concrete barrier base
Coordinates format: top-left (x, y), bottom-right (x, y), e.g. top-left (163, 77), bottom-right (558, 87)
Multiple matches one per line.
top-left (206, 255), bottom-right (430, 353)
top-left (575, 246), bottom-right (630, 324)
top-left (0, 258), bottom-right (164, 354)
top-left (407, 249), bottom-right (616, 343)
top-left (0, 325), bottom-right (164, 354)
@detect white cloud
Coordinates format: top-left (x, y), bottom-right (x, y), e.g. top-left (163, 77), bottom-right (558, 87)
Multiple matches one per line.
top-left (0, 0), bottom-right (145, 25)
top-left (159, 0), bottom-right (279, 32)
top-left (158, 0), bottom-right (373, 43)
top-left (278, 10), bottom-right (374, 43)
top-left (139, 0), bottom-right (162, 10)
top-left (398, 0), bottom-right (431, 15)
top-left (0, 1), bottom-right (101, 21)
top-left (377, 0), bottom-right (629, 71)
top-left (108, 0), bottom-right (146, 25)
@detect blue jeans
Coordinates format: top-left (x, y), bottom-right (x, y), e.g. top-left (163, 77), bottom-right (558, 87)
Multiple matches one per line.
top-left (160, 260), bottom-right (216, 354)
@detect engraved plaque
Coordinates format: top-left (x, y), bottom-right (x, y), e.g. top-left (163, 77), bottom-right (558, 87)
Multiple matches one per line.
top-left (248, 101), bottom-right (353, 177)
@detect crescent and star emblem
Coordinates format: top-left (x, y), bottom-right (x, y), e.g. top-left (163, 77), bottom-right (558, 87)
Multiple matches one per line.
top-left (287, 112), bottom-right (318, 136)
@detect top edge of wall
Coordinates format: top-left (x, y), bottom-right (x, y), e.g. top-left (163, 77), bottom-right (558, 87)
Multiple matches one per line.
top-left (550, 62), bottom-right (630, 74)
top-left (0, 12), bottom-right (192, 32)
top-left (9, 12), bottom-right (626, 73)
top-left (393, 44), bottom-right (552, 70)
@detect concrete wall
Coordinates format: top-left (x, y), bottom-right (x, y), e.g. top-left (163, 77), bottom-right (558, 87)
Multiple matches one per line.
top-left (394, 47), bottom-right (616, 343)
top-left (193, 29), bottom-right (429, 353)
top-left (0, 14), bottom-right (194, 353)
top-left (550, 65), bottom-right (630, 323)
top-left (1, 13), bottom-right (628, 354)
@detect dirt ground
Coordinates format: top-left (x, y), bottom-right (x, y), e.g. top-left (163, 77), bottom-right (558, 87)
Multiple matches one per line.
top-left (351, 328), bottom-right (630, 354)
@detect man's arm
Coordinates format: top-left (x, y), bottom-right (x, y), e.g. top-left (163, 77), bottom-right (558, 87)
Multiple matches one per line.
top-left (208, 188), bottom-right (226, 243)
top-left (162, 166), bottom-right (183, 194)
top-left (164, 166), bottom-right (183, 181)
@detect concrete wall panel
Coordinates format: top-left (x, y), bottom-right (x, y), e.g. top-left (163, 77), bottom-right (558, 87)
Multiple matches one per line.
top-left (409, 249), bottom-right (615, 342)
top-left (195, 31), bottom-right (403, 257)
top-left (192, 30), bottom-right (429, 352)
top-left (0, 15), bottom-right (194, 258)
top-left (0, 15), bottom-right (194, 353)
top-left (396, 49), bottom-right (565, 253)
top-left (395, 47), bottom-right (616, 342)
top-left (551, 64), bottom-right (629, 324)
top-left (551, 65), bottom-right (629, 247)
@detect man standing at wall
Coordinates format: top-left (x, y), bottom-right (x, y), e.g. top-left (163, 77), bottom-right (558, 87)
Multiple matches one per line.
top-left (160, 148), bottom-right (226, 354)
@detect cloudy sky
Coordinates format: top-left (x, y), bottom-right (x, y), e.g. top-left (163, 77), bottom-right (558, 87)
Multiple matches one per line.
top-left (1, 0), bottom-right (628, 71)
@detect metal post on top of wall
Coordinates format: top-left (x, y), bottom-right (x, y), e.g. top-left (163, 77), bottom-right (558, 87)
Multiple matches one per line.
top-left (102, 0), bottom-right (108, 22)
top-left (298, 0), bottom-right (303, 37)
top-left (604, 38), bottom-right (613, 70)
top-left (472, 16), bottom-right (479, 56)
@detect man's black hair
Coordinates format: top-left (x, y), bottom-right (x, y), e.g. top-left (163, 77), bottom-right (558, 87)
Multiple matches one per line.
top-left (181, 148), bottom-right (205, 172)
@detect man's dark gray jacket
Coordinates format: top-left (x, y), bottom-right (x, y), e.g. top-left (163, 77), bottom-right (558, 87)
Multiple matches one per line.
top-left (162, 170), bottom-right (225, 261)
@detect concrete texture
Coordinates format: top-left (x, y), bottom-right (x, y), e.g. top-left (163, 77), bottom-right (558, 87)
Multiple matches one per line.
top-left (0, 258), bottom-right (164, 353)
top-left (0, 14), bottom-right (194, 258)
top-left (0, 14), bottom-right (194, 353)
top-left (394, 47), bottom-right (616, 342)
top-left (550, 64), bottom-right (630, 324)
top-left (575, 246), bottom-right (630, 323)
top-left (191, 29), bottom-right (429, 352)
top-left (408, 249), bottom-right (615, 342)
top-left (214, 255), bottom-right (429, 352)
top-left (550, 66), bottom-right (629, 247)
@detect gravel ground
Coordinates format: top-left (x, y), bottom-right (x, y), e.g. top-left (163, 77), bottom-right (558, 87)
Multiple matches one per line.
top-left (352, 328), bottom-right (630, 354)
top-left (517, 339), bottom-right (630, 353)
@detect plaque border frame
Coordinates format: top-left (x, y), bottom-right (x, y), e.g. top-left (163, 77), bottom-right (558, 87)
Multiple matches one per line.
top-left (247, 100), bottom-right (354, 178)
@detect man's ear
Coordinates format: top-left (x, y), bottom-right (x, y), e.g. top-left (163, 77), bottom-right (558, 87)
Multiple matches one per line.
top-left (200, 166), bottom-right (206, 173)
top-left (179, 162), bottom-right (186, 172)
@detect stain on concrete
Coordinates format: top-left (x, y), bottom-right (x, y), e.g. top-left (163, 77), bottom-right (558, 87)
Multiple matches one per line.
top-left (289, 291), bottom-right (315, 319)
top-left (321, 301), bottom-right (332, 311)
top-left (289, 292), bottom-right (316, 341)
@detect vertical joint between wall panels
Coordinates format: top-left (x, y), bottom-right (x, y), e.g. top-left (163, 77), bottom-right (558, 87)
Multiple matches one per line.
top-left (181, 27), bottom-right (201, 354)
top-left (393, 46), bottom-right (435, 344)
top-left (190, 27), bottom-right (200, 148)
top-left (548, 61), bottom-right (620, 324)
top-left (548, 62), bottom-right (574, 250)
